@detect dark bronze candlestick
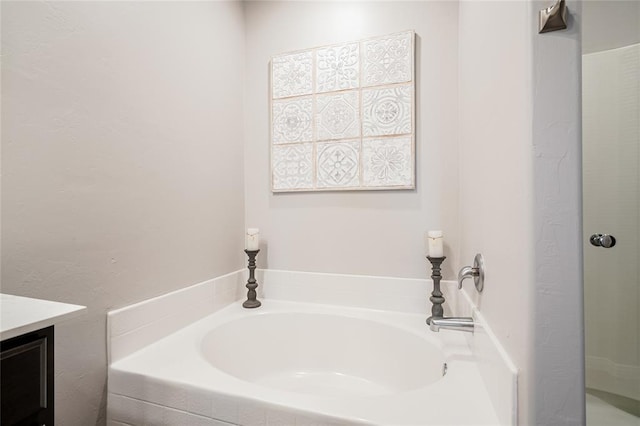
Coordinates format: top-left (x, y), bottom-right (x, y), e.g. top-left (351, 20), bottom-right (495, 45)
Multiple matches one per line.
top-left (426, 256), bottom-right (446, 325)
top-left (243, 249), bottom-right (261, 308)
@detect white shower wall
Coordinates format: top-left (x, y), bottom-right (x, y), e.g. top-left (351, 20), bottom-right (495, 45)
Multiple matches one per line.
top-left (583, 43), bottom-right (640, 401)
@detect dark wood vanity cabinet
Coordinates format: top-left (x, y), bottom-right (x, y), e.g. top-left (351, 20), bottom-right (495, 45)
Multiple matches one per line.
top-left (1, 326), bottom-right (54, 426)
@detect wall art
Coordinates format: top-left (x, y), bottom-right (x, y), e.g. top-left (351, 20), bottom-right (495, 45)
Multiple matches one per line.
top-left (271, 30), bottom-right (415, 192)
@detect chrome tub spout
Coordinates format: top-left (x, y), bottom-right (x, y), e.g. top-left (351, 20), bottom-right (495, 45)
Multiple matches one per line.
top-left (429, 317), bottom-right (474, 333)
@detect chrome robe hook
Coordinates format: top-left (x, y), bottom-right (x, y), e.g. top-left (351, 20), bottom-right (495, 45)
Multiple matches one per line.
top-left (539, 0), bottom-right (568, 33)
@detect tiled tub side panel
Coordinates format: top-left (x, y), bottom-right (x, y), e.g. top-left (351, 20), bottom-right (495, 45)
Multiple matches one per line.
top-left (108, 393), bottom-right (227, 426)
top-left (108, 370), bottom-right (358, 426)
top-left (107, 270), bottom-right (245, 363)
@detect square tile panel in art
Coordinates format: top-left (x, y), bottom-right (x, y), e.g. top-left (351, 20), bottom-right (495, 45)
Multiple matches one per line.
top-left (270, 30), bottom-right (415, 192)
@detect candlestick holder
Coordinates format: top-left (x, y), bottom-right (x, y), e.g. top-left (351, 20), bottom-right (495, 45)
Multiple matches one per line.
top-left (426, 256), bottom-right (446, 325)
top-left (243, 249), bottom-right (261, 308)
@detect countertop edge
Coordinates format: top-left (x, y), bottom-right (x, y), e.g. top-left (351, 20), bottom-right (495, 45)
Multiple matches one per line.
top-left (1, 294), bottom-right (87, 341)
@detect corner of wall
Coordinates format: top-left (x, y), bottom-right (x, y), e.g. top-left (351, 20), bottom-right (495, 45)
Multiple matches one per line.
top-left (530, 0), bottom-right (585, 424)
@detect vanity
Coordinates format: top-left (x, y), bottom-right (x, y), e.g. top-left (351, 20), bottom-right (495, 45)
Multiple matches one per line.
top-left (1, 294), bottom-right (85, 425)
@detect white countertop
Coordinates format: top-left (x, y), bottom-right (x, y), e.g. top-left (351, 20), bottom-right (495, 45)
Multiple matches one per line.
top-left (1, 293), bottom-right (86, 341)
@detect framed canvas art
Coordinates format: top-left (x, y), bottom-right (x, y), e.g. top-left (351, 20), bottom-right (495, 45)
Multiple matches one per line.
top-left (270, 30), bottom-right (416, 192)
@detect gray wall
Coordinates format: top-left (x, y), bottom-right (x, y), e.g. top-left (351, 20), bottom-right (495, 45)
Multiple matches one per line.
top-left (1, 2), bottom-right (246, 424)
top-left (532, 0), bottom-right (584, 424)
top-left (582, 0), bottom-right (640, 54)
top-left (243, 1), bottom-right (461, 280)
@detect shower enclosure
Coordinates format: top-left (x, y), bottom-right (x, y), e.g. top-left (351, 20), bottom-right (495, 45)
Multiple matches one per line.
top-left (582, 3), bottom-right (640, 424)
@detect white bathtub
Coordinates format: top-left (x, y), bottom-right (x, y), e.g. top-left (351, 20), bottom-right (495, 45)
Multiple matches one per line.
top-left (108, 299), bottom-right (501, 425)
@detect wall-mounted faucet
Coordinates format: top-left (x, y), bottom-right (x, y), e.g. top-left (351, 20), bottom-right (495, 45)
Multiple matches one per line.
top-left (428, 254), bottom-right (485, 334)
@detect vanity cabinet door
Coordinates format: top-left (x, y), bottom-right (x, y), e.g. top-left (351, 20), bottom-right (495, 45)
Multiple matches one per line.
top-left (1, 326), bottom-right (54, 426)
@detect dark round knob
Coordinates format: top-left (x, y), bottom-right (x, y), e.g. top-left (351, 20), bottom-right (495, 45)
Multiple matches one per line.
top-left (589, 234), bottom-right (616, 248)
top-left (600, 234), bottom-right (616, 248)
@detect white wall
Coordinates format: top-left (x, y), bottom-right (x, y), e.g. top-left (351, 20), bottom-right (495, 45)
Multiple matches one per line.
top-left (458, 1), bottom-right (535, 423)
top-left (243, 1), bottom-right (461, 280)
top-left (1, 2), bottom-right (589, 425)
top-left (458, 0), bottom-right (584, 424)
top-left (0, 2), bottom-right (245, 424)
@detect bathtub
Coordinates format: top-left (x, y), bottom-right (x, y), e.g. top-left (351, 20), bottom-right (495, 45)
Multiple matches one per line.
top-left (108, 299), bottom-right (501, 425)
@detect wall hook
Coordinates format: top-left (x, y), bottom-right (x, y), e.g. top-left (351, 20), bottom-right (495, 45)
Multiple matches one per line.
top-left (539, 0), bottom-right (568, 33)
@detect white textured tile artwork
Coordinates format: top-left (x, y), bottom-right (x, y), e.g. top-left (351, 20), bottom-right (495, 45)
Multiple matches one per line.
top-left (270, 30), bottom-right (415, 192)
top-left (272, 97), bottom-right (313, 144)
top-left (272, 52), bottom-right (313, 99)
top-left (362, 31), bottom-right (413, 87)
top-left (362, 137), bottom-right (412, 187)
top-left (363, 85), bottom-right (412, 137)
top-left (316, 42), bottom-right (360, 93)
top-left (272, 144), bottom-right (314, 190)
top-left (317, 140), bottom-right (360, 188)
top-left (316, 91), bottom-right (360, 141)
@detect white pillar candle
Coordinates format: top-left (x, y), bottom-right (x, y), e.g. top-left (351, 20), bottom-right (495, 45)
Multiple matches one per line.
top-left (427, 230), bottom-right (444, 257)
top-left (246, 228), bottom-right (260, 251)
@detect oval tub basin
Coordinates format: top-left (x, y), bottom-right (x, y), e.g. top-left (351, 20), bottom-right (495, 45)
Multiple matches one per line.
top-left (200, 312), bottom-right (445, 397)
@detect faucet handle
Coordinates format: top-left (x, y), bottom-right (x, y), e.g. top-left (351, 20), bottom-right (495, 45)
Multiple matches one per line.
top-left (457, 254), bottom-right (485, 293)
top-left (457, 266), bottom-right (475, 289)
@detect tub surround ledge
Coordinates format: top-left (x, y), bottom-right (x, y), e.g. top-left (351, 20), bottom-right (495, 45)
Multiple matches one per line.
top-left (107, 269), bottom-right (246, 364)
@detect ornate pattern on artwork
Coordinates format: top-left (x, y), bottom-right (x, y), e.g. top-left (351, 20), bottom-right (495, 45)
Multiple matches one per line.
top-left (272, 97), bottom-right (313, 144)
top-left (362, 137), bottom-right (413, 187)
top-left (316, 91), bottom-right (360, 141)
top-left (317, 140), bottom-right (360, 188)
top-left (270, 30), bottom-right (415, 192)
top-left (363, 85), bottom-right (412, 137)
top-left (362, 32), bottom-right (413, 87)
top-left (272, 51), bottom-right (313, 99)
top-left (272, 144), bottom-right (314, 190)
top-left (316, 43), bottom-right (360, 93)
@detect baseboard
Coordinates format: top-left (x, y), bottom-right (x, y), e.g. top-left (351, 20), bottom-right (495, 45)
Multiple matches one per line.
top-left (586, 355), bottom-right (640, 401)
